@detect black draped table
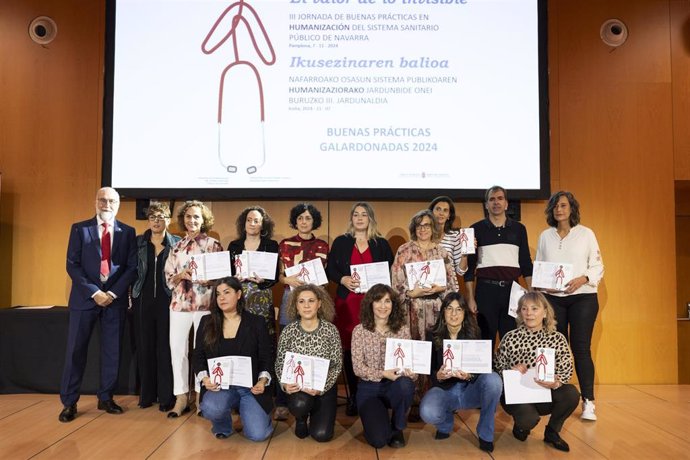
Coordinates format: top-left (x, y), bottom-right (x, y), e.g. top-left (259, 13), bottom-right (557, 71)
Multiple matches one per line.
top-left (0, 306), bottom-right (137, 395)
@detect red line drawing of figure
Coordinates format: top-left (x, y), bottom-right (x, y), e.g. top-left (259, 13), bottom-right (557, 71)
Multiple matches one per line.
top-left (202, 0), bottom-right (277, 174)
top-left (420, 261), bottom-right (432, 286)
top-left (286, 354), bottom-right (296, 376)
top-left (294, 360), bottom-right (305, 388)
top-left (189, 256), bottom-right (199, 281)
top-left (351, 267), bottom-right (361, 292)
top-left (212, 361), bottom-right (224, 385)
top-left (298, 264), bottom-right (311, 284)
top-left (394, 343), bottom-right (406, 368)
top-left (408, 265), bottom-right (418, 289)
top-left (234, 255), bottom-right (244, 278)
top-left (443, 343), bottom-right (455, 370)
top-left (535, 348), bottom-right (548, 381)
top-left (459, 229), bottom-right (469, 253)
top-left (554, 265), bottom-right (565, 290)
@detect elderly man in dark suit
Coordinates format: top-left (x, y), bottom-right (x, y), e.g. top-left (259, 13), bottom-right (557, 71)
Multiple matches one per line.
top-left (59, 187), bottom-right (137, 422)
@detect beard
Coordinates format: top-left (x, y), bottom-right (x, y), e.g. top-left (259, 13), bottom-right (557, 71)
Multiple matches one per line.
top-left (98, 210), bottom-right (116, 221)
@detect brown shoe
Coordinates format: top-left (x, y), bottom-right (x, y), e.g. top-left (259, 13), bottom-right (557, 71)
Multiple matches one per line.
top-left (167, 394), bottom-right (190, 418)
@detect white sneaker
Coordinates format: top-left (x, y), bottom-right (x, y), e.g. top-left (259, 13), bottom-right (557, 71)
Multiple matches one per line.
top-left (581, 399), bottom-right (597, 421)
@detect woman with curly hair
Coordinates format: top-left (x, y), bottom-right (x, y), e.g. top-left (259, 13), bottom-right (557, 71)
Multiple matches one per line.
top-left (351, 284), bottom-right (415, 449)
top-left (228, 206), bottom-right (280, 337)
top-left (164, 200), bottom-right (223, 417)
top-left (274, 203), bottom-right (329, 420)
top-left (419, 292), bottom-right (502, 452)
top-left (275, 284), bottom-right (343, 442)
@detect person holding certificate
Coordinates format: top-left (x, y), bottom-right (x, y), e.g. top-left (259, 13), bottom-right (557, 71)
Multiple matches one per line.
top-left (165, 200), bottom-right (223, 417)
top-left (494, 291), bottom-right (579, 452)
top-left (229, 206), bottom-right (280, 337)
top-left (536, 191), bottom-right (604, 422)
top-left (351, 284), bottom-right (415, 449)
top-left (131, 202), bottom-right (180, 412)
top-left (274, 203), bottom-right (329, 421)
top-left (275, 285), bottom-right (343, 442)
top-left (327, 202), bottom-right (393, 416)
top-left (391, 209), bottom-right (458, 420)
top-left (193, 277), bottom-right (274, 441)
top-left (428, 196), bottom-right (469, 277)
top-left (419, 292), bottom-right (502, 452)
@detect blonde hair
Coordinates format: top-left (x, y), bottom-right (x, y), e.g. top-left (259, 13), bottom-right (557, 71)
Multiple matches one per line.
top-left (345, 202), bottom-right (382, 240)
top-left (516, 291), bottom-right (558, 333)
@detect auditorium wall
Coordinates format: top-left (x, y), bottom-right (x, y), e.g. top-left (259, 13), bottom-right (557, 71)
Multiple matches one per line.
top-left (0, 0), bottom-right (684, 383)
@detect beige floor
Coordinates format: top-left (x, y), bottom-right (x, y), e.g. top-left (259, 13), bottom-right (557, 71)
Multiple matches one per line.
top-left (1, 385), bottom-right (689, 459)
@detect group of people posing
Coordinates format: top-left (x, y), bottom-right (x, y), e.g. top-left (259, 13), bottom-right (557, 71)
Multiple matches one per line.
top-left (59, 186), bottom-right (603, 454)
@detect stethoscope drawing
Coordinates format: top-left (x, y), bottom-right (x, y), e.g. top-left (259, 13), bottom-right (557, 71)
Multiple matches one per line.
top-left (202, 0), bottom-right (276, 174)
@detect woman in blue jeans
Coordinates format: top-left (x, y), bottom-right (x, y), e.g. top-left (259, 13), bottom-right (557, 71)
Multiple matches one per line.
top-left (420, 292), bottom-right (502, 452)
top-left (192, 277), bottom-right (274, 441)
top-left (351, 284), bottom-right (415, 449)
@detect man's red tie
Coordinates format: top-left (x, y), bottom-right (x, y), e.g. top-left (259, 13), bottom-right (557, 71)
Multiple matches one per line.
top-left (101, 222), bottom-right (111, 279)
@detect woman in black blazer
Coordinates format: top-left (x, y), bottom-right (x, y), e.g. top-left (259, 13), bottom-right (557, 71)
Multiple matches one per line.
top-left (193, 277), bottom-right (274, 441)
top-left (326, 202), bottom-right (393, 415)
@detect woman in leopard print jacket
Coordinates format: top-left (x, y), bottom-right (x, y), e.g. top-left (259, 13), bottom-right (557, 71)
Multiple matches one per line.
top-left (494, 291), bottom-right (580, 452)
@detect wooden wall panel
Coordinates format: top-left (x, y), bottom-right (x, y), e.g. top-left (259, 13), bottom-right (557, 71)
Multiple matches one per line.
top-left (0, 0), bottom-right (683, 384)
top-left (555, 0), bottom-right (677, 383)
top-left (671, 0), bottom-right (690, 179)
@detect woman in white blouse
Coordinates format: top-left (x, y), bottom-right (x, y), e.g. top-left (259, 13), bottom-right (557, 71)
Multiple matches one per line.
top-left (535, 191), bottom-right (604, 422)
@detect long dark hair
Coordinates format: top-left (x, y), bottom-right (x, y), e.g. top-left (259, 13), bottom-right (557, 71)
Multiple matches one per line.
top-left (203, 277), bottom-right (245, 349)
top-left (359, 284), bottom-right (406, 333)
top-left (428, 196), bottom-right (458, 232)
top-left (431, 292), bottom-right (480, 349)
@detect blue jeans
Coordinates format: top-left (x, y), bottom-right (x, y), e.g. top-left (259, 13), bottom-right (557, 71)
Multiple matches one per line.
top-left (420, 373), bottom-right (503, 442)
top-left (356, 377), bottom-right (415, 448)
top-left (200, 386), bottom-right (273, 441)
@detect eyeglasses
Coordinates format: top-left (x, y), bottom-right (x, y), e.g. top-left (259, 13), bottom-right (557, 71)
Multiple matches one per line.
top-left (148, 215), bottom-right (169, 221)
top-left (97, 198), bottom-right (119, 206)
top-left (416, 223), bottom-right (432, 229)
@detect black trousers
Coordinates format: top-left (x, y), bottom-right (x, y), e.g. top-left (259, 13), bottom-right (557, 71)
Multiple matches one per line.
top-left (132, 296), bottom-right (174, 407)
top-left (501, 384), bottom-right (580, 433)
top-left (288, 386), bottom-right (338, 442)
top-left (546, 293), bottom-right (599, 401)
top-left (475, 280), bottom-right (516, 348)
top-left (357, 377), bottom-right (415, 448)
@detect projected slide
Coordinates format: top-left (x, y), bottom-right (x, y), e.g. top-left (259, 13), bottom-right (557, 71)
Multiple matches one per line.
top-left (106, 0), bottom-right (546, 198)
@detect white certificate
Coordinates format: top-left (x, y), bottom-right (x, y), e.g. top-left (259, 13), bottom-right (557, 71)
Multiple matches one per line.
top-left (350, 261), bottom-right (391, 293)
top-left (207, 355), bottom-right (253, 389)
top-left (280, 351), bottom-right (330, 392)
top-left (285, 258), bottom-right (328, 285)
top-left (508, 281), bottom-right (527, 319)
top-left (239, 250), bottom-right (279, 281)
top-left (458, 228), bottom-right (475, 255)
top-left (384, 338), bottom-right (432, 375)
top-left (404, 259), bottom-right (447, 290)
top-left (442, 340), bottom-right (493, 374)
top-left (532, 261), bottom-right (574, 291)
top-left (534, 347), bottom-right (556, 382)
top-left (502, 368), bottom-right (552, 404)
top-left (184, 251), bottom-right (232, 282)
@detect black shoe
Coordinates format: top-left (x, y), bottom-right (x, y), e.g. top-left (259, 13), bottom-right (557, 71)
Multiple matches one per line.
top-left (159, 402), bottom-right (175, 412)
top-left (434, 430), bottom-right (450, 440)
top-left (59, 404), bottom-right (77, 423)
top-left (345, 399), bottom-right (358, 416)
top-left (98, 399), bottom-right (124, 414)
top-left (214, 432), bottom-right (229, 439)
top-left (479, 438), bottom-right (494, 452)
top-left (138, 402), bottom-right (153, 409)
top-left (544, 426), bottom-right (570, 452)
top-left (407, 406), bottom-right (421, 423)
top-left (295, 419), bottom-right (309, 439)
top-left (512, 425), bottom-right (529, 442)
top-left (388, 430), bottom-right (406, 448)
